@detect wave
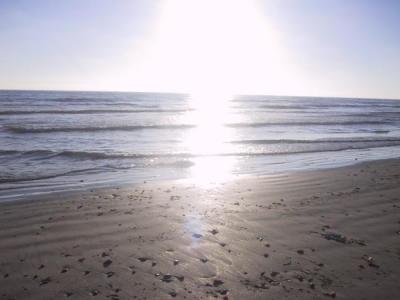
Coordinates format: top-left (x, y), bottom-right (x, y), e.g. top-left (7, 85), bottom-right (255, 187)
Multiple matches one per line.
top-left (0, 150), bottom-right (20, 155)
top-left (2, 139), bottom-right (400, 162)
top-left (0, 160), bottom-right (196, 184)
top-left (0, 109), bottom-right (191, 115)
top-left (232, 97), bottom-right (400, 107)
top-left (0, 149), bottom-right (194, 160)
top-left (5, 124), bottom-right (196, 133)
top-left (257, 104), bottom-right (400, 110)
top-left (226, 120), bottom-right (390, 128)
top-left (230, 137), bottom-right (400, 144)
top-left (5, 120), bottom-right (391, 134)
top-left (0, 167), bottom-right (107, 184)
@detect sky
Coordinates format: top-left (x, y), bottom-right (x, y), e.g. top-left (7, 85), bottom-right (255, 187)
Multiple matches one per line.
top-left (0, 0), bottom-right (399, 98)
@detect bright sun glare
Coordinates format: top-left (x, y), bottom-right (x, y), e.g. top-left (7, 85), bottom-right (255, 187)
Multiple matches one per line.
top-left (135, 0), bottom-right (294, 96)
top-left (133, 0), bottom-right (295, 183)
top-left (184, 93), bottom-right (235, 183)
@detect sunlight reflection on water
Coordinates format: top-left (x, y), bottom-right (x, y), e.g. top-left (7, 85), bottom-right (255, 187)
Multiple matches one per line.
top-left (183, 93), bottom-right (236, 184)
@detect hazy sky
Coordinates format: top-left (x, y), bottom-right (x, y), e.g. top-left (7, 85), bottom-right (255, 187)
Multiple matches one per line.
top-left (0, 0), bottom-right (399, 98)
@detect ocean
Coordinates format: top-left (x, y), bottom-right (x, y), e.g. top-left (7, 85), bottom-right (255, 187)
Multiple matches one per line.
top-left (1, 90), bottom-right (400, 199)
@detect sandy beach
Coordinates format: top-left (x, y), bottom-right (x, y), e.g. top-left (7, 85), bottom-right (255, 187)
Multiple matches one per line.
top-left (1, 158), bottom-right (400, 300)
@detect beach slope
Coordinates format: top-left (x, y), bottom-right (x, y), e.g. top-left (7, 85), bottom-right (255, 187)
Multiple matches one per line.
top-left (1, 159), bottom-right (400, 299)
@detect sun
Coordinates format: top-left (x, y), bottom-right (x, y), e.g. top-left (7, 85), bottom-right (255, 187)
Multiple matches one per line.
top-left (126, 0), bottom-right (295, 184)
top-left (132, 0), bottom-right (293, 97)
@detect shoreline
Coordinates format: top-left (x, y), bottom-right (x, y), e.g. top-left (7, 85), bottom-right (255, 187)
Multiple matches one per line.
top-left (2, 145), bottom-right (400, 202)
top-left (1, 158), bottom-right (400, 299)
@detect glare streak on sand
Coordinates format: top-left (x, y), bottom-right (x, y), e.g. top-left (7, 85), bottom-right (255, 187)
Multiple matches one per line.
top-left (1, 159), bottom-right (400, 299)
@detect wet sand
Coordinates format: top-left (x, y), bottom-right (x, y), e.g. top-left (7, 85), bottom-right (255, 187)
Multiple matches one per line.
top-left (1, 159), bottom-right (400, 300)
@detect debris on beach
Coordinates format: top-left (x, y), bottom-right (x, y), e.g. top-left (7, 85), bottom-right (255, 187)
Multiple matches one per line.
top-left (161, 274), bottom-right (173, 283)
top-left (89, 289), bottom-right (100, 296)
top-left (103, 259), bottom-right (113, 268)
top-left (323, 290), bottom-right (336, 298)
top-left (362, 255), bottom-right (379, 268)
top-left (138, 257), bottom-right (149, 262)
top-left (39, 277), bottom-right (51, 286)
top-left (101, 251), bottom-right (110, 257)
top-left (212, 279), bottom-right (224, 287)
top-left (64, 291), bottom-right (73, 297)
top-left (321, 232), bottom-right (366, 246)
top-left (169, 291), bottom-right (177, 297)
top-left (270, 271), bottom-right (279, 277)
top-left (322, 232), bottom-right (347, 243)
top-left (210, 229), bottom-right (219, 235)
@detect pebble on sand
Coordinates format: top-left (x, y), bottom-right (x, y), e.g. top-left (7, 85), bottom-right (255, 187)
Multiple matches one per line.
top-left (103, 259), bottom-right (113, 268)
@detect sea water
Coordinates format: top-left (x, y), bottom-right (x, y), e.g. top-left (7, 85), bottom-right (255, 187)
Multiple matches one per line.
top-left (1, 90), bottom-right (399, 198)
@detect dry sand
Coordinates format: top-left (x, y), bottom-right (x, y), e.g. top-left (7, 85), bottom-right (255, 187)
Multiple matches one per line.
top-left (1, 159), bottom-right (400, 300)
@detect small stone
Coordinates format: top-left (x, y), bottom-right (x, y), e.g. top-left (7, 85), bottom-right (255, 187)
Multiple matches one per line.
top-left (210, 229), bottom-right (219, 235)
top-left (138, 257), bottom-right (149, 262)
top-left (103, 259), bottom-right (112, 268)
top-left (297, 250), bottom-right (305, 255)
top-left (89, 289), bottom-right (100, 296)
top-left (324, 291), bottom-right (336, 298)
top-left (169, 291), bottom-right (177, 297)
top-left (270, 271), bottom-right (279, 277)
top-left (363, 256), bottom-right (379, 268)
top-left (192, 233), bottom-right (203, 239)
top-left (213, 279), bottom-right (224, 287)
top-left (161, 274), bottom-right (173, 283)
top-left (218, 289), bottom-right (229, 295)
top-left (39, 277), bottom-right (51, 286)
top-left (322, 232), bottom-right (347, 244)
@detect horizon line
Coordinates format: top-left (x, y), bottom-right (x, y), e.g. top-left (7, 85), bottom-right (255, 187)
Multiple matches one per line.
top-left (0, 88), bottom-right (399, 101)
